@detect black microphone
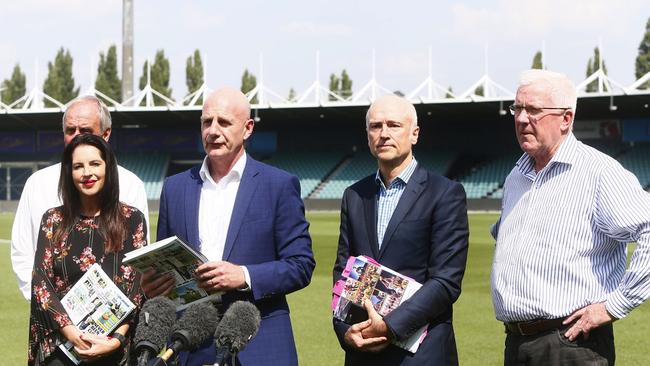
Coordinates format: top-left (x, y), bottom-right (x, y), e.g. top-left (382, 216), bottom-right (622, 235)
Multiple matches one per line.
top-left (133, 297), bottom-right (177, 366)
top-left (214, 301), bottom-right (261, 366)
top-left (152, 301), bottom-right (220, 365)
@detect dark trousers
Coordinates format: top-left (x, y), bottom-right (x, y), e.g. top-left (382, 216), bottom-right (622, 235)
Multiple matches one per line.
top-left (504, 324), bottom-right (615, 366)
top-left (43, 348), bottom-right (126, 366)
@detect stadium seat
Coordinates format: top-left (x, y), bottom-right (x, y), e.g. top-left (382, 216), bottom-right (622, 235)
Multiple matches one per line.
top-left (314, 154), bottom-right (376, 199)
top-left (313, 151), bottom-right (455, 200)
top-left (117, 153), bottom-right (170, 200)
top-left (618, 144), bottom-right (650, 189)
top-left (460, 154), bottom-right (519, 199)
top-left (264, 152), bottom-right (345, 198)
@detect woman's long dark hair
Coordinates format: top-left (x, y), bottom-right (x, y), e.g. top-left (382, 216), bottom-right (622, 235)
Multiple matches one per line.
top-left (52, 134), bottom-right (127, 253)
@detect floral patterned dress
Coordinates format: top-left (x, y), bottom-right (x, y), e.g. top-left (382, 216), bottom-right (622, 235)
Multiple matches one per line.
top-left (28, 205), bottom-right (147, 366)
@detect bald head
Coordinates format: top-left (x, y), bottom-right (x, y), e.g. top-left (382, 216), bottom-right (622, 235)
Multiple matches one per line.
top-left (203, 87), bottom-right (251, 122)
top-left (366, 95), bottom-right (420, 174)
top-left (366, 95), bottom-right (418, 131)
top-left (200, 87), bottom-right (255, 178)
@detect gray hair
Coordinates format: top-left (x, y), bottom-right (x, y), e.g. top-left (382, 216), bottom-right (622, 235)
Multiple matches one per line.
top-left (365, 95), bottom-right (418, 131)
top-left (62, 95), bottom-right (112, 132)
top-left (518, 69), bottom-right (578, 114)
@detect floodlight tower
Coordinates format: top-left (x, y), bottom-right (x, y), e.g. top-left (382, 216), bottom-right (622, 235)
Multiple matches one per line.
top-left (122, 0), bottom-right (134, 104)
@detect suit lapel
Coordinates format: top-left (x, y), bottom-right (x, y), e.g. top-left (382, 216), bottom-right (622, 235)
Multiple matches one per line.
top-left (378, 166), bottom-right (427, 259)
top-left (362, 180), bottom-right (380, 260)
top-left (222, 155), bottom-right (259, 261)
top-left (184, 168), bottom-right (202, 251)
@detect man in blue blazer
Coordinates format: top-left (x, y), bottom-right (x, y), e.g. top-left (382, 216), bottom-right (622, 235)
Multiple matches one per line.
top-left (144, 87), bottom-right (315, 366)
top-left (333, 95), bottom-right (469, 365)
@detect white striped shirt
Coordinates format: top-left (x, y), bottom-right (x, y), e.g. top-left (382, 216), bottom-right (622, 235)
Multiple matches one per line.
top-left (375, 158), bottom-right (417, 248)
top-left (491, 133), bottom-right (650, 322)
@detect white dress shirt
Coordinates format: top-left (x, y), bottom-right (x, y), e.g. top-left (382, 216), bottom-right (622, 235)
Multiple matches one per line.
top-left (198, 154), bottom-right (251, 288)
top-left (11, 163), bottom-right (149, 300)
top-left (491, 133), bottom-right (650, 322)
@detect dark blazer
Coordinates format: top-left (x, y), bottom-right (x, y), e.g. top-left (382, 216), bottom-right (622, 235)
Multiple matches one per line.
top-left (333, 164), bottom-right (469, 366)
top-left (157, 155), bottom-right (315, 366)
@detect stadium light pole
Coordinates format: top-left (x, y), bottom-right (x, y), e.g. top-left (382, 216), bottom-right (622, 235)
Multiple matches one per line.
top-left (122, 0), bottom-right (134, 105)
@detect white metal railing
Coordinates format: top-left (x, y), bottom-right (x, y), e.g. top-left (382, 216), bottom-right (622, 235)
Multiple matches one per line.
top-left (2, 49), bottom-right (650, 114)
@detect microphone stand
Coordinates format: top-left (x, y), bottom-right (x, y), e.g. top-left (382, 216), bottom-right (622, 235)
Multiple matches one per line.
top-left (213, 351), bottom-right (238, 366)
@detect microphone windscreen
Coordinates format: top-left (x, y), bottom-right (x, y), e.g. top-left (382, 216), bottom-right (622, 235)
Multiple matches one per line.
top-left (133, 296), bottom-right (177, 350)
top-left (173, 301), bottom-right (221, 350)
top-left (214, 301), bottom-right (261, 353)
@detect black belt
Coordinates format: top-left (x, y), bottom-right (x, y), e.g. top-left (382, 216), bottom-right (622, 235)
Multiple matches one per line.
top-left (504, 318), bottom-right (567, 336)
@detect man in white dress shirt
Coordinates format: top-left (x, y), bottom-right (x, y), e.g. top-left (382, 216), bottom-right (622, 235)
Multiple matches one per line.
top-left (491, 69), bottom-right (650, 365)
top-left (11, 95), bottom-right (149, 300)
top-left (143, 87), bottom-right (314, 366)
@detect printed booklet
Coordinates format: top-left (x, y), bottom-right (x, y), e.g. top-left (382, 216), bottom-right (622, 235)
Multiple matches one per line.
top-left (58, 263), bottom-right (136, 365)
top-left (123, 235), bottom-right (222, 310)
top-left (332, 255), bottom-right (428, 354)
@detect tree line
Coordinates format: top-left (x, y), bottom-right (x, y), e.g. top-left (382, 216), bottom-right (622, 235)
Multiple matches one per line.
top-left (2, 18), bottom-right (650, 106)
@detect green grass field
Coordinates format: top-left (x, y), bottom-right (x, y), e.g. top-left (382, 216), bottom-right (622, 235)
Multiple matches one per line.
top-left (1, 212), bottom-right (649, 365)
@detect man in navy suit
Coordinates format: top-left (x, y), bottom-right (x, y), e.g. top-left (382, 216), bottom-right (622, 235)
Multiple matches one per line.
top-left (333, 95), bottom-right (469, 365)
top-left (143, 87), bottom-right (315, 366)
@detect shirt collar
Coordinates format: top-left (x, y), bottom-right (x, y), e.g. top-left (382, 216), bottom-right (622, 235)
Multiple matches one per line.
top-left (550, 132), bottom-right (578, 165)
top-left (375, 157), bottom-right (418, 188)
top-left (516, 133), bottom-right (578, 177)
top-left (199, 153), bottom-right (247, 186)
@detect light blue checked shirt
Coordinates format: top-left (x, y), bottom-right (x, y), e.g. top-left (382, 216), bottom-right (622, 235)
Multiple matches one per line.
top-left (375, 158), bottom-right (418, 248)
top-left (491, 133), bottom-right (650, 322)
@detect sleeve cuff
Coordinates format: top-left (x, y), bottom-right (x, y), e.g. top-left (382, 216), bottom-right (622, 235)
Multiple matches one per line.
top-left (383, 319), bottom-right (397, 341)
top-left (20, 282), bottom-right (31, 302)
top-left (490, 217), bottom-right (501, 240)
top-left (606, 289), bottom-right (636, 319)
top-left (239, 266), bottom-right (252, 292)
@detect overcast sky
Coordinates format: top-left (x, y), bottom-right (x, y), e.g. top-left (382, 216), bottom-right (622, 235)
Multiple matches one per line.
top-left (1, 0), bottom-right (648, 101)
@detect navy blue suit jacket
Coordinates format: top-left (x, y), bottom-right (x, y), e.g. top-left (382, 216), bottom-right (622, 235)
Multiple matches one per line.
top-left (157, 155), bottom-right (315, 366)
top-left (333, 164), bottom-right (469, 366)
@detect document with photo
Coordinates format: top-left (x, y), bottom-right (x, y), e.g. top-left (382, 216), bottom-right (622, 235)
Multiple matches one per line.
top-left (332, 255), bottom-right (427, 354)
top-left (123, 235), bottom-right (221, 310)
top-left (58, 263), bottom-right (135, 365)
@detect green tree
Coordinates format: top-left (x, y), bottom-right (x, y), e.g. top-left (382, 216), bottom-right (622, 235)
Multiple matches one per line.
top-left (1, 64), bottom-right (26, 107)
top-left (327, 70), bottom-right (353, 101)
top-left (240, 69), bottom-right (257, 104)
top-left (95, 45), bottom-right (121, 102)
top-left (328, 73), bottom-right (340, 101)
top-left (186, 50), bottom-right (204, 102)
top-left (635, 17), bottom-right (650, 89)
top-left (287, 87), bottom-right (297, 102)
top-left (474, 85), bottom-right (484, 97)
top-left (43, 47), bottom-right (79, 107)
top-left (585, 47), bottom-right (608, 92)
top-left (445, 86), bottom-right (454, 99)
top-left (139, 49), bottom-right (173, 106)
top-left (340, 69), bottom-right (353, 99)
top-left (531, 51), bottom-right (543, 69)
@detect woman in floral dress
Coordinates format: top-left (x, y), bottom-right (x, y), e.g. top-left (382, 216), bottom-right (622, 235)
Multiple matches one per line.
top-left (28, 134), bottom-right (147, 365)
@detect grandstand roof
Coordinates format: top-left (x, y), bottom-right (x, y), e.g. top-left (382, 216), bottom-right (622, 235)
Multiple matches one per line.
top-left (1, 94), bottom-right (649, 131)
